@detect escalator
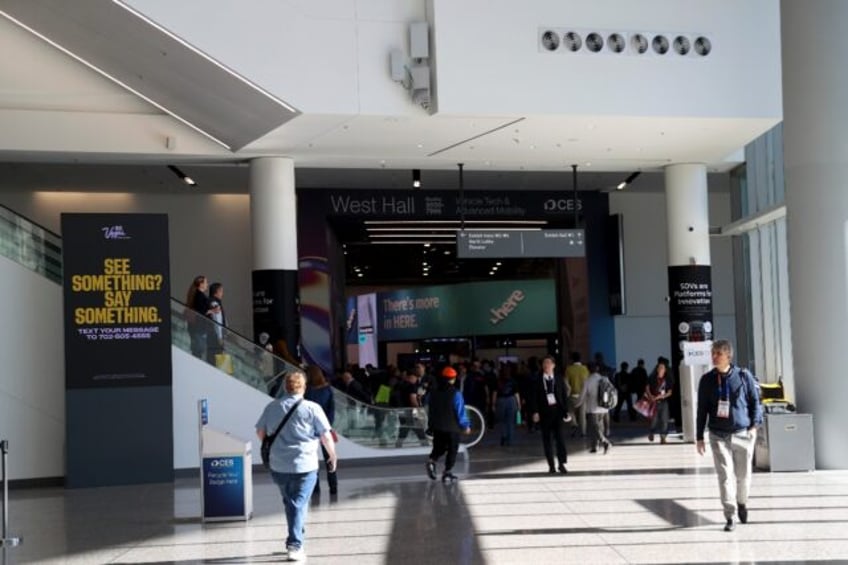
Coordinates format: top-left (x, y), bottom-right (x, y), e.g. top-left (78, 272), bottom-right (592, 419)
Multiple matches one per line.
top-left (0, 203), bottom-right (485, 459)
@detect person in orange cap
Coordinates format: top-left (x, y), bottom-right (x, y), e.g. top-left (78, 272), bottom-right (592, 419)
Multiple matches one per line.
top-left (426, 366), bottom-right (472, 482)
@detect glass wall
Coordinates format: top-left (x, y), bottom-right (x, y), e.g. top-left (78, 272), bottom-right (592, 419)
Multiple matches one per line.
top-left (730, 124), bottom-right (795, 400)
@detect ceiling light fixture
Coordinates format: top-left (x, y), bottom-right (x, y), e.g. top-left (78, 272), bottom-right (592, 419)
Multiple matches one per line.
top-left (616, 171), bottom-right (642, 190)
top-left (366, 227), bottom-right (539, 232)
top-left (412, 169), bottom-right (421, 188)
top-left (167, 165), bottom-right (196, 186)
top-left (364, 220), bottom-right (547, 225)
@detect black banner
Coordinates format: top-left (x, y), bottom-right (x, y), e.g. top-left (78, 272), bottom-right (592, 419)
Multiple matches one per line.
top-left (62, 214), bottom-right (172, 388)
top-left (667, 265), bottom-right (714, 357)
top-left (62, 213), bottom-right (173, 487)
top-left (252, 269), bottom-right (300, 362)
top-left (667, 265), bottom-right (714, 424)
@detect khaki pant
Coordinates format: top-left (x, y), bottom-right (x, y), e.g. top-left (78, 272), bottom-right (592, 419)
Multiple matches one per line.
top-left (569, 395), bottom-right (586, 436)
top-left (709, 430), bottom-right (756, 519)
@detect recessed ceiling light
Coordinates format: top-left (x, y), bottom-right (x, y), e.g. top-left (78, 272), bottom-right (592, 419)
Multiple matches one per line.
top-left (585, 162), bottom-right (592, 167)
top-left (357, 273), bottom-right (363, 278)
top-left (423, 243), bottom-right (430, 247)
top-left (444, 250), bottom-right (450, 255)
top-left (496, 262), bottom-right (502, 266)
top-left (417, 143), bottom-right (424, 149)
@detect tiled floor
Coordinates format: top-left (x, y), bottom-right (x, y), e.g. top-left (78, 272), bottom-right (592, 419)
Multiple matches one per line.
top-left (3, 422), bottom-right (848, 564)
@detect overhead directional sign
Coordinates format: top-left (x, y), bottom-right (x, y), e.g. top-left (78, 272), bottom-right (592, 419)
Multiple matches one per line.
top-left (457, 229), bottom-right (585, 258)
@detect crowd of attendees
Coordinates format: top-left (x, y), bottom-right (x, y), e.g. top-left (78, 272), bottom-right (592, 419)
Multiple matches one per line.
top-left (325, 352), bottom-right (677, 447)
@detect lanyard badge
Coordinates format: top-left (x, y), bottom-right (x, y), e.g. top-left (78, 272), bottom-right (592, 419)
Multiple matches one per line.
top-left (716, 373), bottom-right (730, 418)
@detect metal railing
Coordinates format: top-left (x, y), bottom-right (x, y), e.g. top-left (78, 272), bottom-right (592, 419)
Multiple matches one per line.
top-left (0, 440), bottom-right (22, 548)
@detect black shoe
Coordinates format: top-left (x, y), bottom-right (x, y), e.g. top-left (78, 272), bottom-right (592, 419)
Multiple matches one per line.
top-left (603, 441), bottom-right (610, 454)
top-left (724, 518), bottom-right (735, 532)
top-left (738, 504), bottom-right (748, 524)
top-left (589, 448), bottom-right (597, 453)
top-left (548, 467), bottom-right (557, 474)
top-left (558, 463), bottom-right (567, 474)
top-left (442, 472), bottom-right (458, 482)
top-left (426, 461), bottom-right (437, 480)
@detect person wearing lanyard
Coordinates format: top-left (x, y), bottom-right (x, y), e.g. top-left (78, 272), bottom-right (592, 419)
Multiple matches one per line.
top-left (696, 339), bottom-right (763, 532)
top-left (530, 355), bottom-right (571, 474)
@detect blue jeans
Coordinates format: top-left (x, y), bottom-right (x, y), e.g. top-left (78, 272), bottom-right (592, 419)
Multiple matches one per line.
top-left (271, 470), bottom-right (318, 550)
top-left (496, 397), bottom-right (516, 444)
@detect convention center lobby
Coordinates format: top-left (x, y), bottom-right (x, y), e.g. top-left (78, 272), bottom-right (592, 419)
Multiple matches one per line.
top-left (3, 1), bottom-right (848, 564)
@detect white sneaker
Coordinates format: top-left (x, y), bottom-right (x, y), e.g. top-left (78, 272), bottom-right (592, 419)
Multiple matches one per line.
top-left (287, 546), bottom-right (305, 561)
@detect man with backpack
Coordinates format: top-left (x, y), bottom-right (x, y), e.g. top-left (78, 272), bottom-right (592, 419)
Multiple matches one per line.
top-left (575, 362), bottom-right (615, 454)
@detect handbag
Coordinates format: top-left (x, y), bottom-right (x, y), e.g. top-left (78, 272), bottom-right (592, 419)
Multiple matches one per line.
top-left (634, 395), bottom-right (657, 419)
top-left (214, 353), bottom-right (234, 375)
top-left (261, 399), bottom-right (302, 469)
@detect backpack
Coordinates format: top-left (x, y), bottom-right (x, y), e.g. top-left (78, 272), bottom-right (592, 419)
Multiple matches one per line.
top-left (598, 376), bottom-right (618, 410)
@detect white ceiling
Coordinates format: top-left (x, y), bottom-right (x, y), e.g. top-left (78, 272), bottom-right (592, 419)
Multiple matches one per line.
top-left (0, 3), bottom-right (756, 177)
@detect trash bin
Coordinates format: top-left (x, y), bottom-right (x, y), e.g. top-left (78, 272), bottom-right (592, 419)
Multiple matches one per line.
top-left (755, 413), bottom-right (815, 472)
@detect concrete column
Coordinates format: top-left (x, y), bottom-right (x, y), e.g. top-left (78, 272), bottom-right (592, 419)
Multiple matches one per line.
top-left (665, 163), bottom-right (713, 442)
top-left (666, 163), bottom-right (711, 266)
top-left (782, 0), bottom-right (848, 469)
top-left (249, 157), bottom-right (300, 362)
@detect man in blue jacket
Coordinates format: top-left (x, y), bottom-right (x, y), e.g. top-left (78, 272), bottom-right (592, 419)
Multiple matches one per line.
top-left (696, 339), bottom-right (763, 532)
top-left (426, 366), bottom-right (471, 482)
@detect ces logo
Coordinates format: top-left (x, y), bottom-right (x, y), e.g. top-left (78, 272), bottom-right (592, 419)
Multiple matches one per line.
top-left (210, 458), bottom-right (235, 468)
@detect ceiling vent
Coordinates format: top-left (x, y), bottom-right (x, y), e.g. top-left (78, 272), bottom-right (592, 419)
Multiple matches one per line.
top-left (585, 32), bottom-right (604, 52)
top-left (673, 35), bottom-right (691, 55)
top-left (539, 27), bottom-right (712, 58)
top-left (652, 35), bottom-right (669, 54)
top-left (563, 31), bottom-right (583, 52)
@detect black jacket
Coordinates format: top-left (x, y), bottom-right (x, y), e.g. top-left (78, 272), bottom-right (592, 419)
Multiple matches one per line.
top-left (528, 373), bottom-right (570, 423)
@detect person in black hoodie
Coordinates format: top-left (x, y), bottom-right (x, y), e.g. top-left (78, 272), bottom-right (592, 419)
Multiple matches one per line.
top-left (425, 366), bottom-right (471, 482)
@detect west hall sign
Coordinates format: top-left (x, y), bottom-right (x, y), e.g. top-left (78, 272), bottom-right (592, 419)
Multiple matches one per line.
top-left (310, 189), bottom-right (603, 219)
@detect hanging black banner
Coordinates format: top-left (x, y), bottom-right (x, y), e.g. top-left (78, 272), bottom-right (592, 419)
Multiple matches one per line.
top-left (62, 213), bottom-right (173, 487)
top-left (62, 214), bottom-right (172, 388)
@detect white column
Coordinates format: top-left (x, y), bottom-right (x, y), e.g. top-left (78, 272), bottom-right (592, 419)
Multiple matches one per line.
top-left (250, 157), bottom-right (297, 270)
top-left (249, 157), bottom-right (300, 361)
top-left (665, 163), bottom-right (711, 443)
top-left (665, 163), bottom-right (711, 266)
top-left (782, 0), bottom-right (848, 469)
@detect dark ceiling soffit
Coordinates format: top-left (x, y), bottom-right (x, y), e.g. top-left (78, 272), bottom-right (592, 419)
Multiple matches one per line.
top-left (0, 0), bottom-right (300, 151)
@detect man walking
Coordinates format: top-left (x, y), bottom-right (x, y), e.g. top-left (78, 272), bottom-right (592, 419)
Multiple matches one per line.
top-left (696, 339), bottom-right (762, 532)
top-left (257, 371), bottom-right (338, 561)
